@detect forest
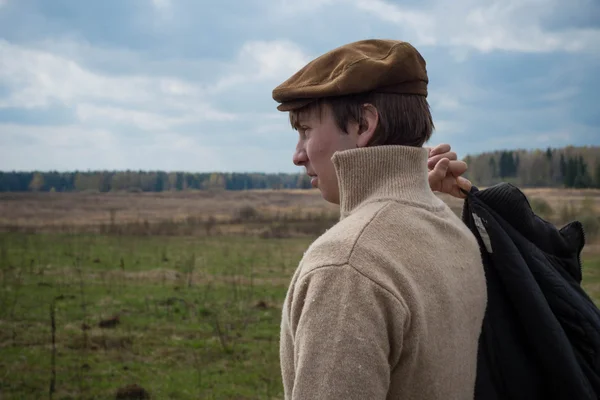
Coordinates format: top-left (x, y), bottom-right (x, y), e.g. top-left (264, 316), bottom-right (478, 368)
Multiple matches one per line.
top-left (462, 146), bottom-right (600, 188)
top-left (1, 146), bottom-right (599, 192)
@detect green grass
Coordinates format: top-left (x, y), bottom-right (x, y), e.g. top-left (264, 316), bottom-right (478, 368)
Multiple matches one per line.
top-left (582, 254), bottom-right (600, 303)
top-left (0, 233), bottom-right (311, 400)
top-left (0, 232), bottom-right (599, 399)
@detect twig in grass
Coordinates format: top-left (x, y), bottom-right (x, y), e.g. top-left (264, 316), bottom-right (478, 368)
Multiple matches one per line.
top-left (49, 299), bottom-right (56, 400)
top-left (8, 267), bottom-right (23, 320)
top-left (192, 346), bottom-right (203, 394)
top-left (212, 314), bottom-right (230, 354)
top-left (0, 236), bottom-right (8, 270)
top-left (75, 258), bottom-right (86, 315)
top-left (75, 256), bottom-right (89, 396)
top-left (187, 252), bottom-right (195, 288)
top-left (247, 250), bottom-right (256, 305)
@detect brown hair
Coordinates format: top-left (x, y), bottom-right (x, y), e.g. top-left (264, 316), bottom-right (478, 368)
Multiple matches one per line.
top-left (289, 93), bottom-right (434, 147)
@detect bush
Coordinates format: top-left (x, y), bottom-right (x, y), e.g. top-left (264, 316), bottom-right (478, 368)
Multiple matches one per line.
top-left (530, 197), bottom-right (554, 219)
top-left (580, 196), bottom-right (595, 215)
top-left (580, 214), bottom-right (600, 240)
top-left (558, 202), bottom-right (578, 225)
top-left (234, 205), bottom-right (259, 221)
top-left (259, 223), bottom-right (293, 239)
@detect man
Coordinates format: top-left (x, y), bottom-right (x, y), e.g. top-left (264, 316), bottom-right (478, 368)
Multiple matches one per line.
top-left (272, 39), bottom-right (487, 399)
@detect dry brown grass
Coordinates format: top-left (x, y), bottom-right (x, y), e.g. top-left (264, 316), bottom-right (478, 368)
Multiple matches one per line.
top-left (0, 187), bottom-right (598, 239)
top-left (523, 188), bottom-right (600, 212)
top-left (0, 189), bottom-right (337, 229)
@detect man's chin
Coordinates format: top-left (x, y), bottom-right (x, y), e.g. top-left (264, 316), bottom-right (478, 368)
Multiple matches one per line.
top-left (319, 188), bottom-right (340, 205)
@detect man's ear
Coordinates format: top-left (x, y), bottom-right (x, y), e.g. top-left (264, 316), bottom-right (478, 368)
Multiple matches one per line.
top-left (356, 103), bottom-right (378, 148)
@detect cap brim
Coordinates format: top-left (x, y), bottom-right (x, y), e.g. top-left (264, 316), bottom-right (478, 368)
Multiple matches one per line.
top-left (276, 98), bottom-right (315, 112)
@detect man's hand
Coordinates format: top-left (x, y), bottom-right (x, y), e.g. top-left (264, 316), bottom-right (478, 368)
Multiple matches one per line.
top-left (426, 143), bottom-right (472, 199)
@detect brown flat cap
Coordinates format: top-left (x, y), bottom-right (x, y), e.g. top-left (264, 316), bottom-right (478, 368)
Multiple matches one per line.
top-left (272, 39), bottom-right (428, 112)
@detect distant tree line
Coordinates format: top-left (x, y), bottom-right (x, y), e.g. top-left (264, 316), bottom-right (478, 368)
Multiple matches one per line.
top-left (0, 171), bottom-right (313, 192)
top-left (463, 146), bottom-right (600, 189)
top-left (1, 146), bottom-right (598, 192)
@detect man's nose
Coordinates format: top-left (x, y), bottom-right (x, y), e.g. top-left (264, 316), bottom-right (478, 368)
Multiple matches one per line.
top-left (293, 145), bottom-right (307, 166)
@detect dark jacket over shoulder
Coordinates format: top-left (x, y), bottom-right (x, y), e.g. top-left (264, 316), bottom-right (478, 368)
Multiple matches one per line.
top-left (461, 183), bottom-right (600, 400)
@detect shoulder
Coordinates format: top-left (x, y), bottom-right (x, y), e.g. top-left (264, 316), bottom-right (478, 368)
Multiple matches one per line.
top-left (359, 197), bottom-right (480, 253)
top-left (297, 201), bottom-right (392, 278)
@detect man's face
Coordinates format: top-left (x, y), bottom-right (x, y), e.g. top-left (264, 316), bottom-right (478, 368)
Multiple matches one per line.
top-left (292, 103), bottom-right (358, 204)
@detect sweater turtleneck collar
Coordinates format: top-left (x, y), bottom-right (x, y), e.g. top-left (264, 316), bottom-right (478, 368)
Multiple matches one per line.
top-left (331, 145), bottom-right (443, 219)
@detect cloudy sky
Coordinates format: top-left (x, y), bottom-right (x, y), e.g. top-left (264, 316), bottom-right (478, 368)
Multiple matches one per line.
top-left (0, 0), bottom-right (599, 173)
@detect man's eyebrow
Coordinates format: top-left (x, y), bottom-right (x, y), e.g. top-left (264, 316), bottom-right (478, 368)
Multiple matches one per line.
top-left (291, 115), bottom-right (307, 130)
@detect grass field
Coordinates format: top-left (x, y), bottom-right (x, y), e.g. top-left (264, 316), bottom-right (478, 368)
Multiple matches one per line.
top-left (1, 188), bottom-right (599, 399)
top-left (3, 187), bottom-right (597, 234)
top-left (1, 233), bottom-right (311, 399)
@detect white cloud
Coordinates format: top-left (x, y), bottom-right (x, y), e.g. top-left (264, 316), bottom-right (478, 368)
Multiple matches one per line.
top-left (429, 92), bottom-right (463, 112)
top-left (0, 40), bottom-right (152, 108)
top-left (0, 124), bottom-right (122, 170)
top-left (486, 129), bottom-right (573, 148)
top-left (272, 0), bottom-right (339, 14)
top-left (75, 102), bottom-right (235, 131)
top-left (0, 37), bottom-right (310, 171)
top-left (0, 123), bottom-right (229, 172)
top-left (0, 39), bottom-right (240, 131)
top-left (0, 36), bottom-right (311, 110)
top-left (353, 0), bottom-right (600, 56)
top-left (0, 39), bottom-right (209, 109)
top-left (267, 0), bottom-right (599, 56)
top-left (150, 0), bottom-right (174, 23)
top-left (354, 0), bottom-right (437, 45)
top-left (151, 0), bottom-right (171, 11)
top-left (539, 87), bottom-right (581, 102)
top-left (249, 120), bottom-right (294, 142)
top-left (242, 41), bottom-right (310, 80)
top-left (75, 104), bottom-right (179, 131)
top-left (0, 122), bottom-right (299, 172)
top-left (207, 40), bottom-right (311, 93)
top-left (432, 120), bottom-right (466, 136)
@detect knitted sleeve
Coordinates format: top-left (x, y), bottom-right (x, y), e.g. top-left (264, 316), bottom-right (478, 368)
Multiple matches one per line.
top-left (283, 263), bottom-right (408, 400)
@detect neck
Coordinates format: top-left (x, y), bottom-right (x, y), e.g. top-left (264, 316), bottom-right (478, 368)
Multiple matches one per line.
top-left (331, 145), bottom-right (441, 218)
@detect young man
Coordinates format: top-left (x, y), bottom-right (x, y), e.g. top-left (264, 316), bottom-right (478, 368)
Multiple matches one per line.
top-left (272, 39), bottom-right (487, 399)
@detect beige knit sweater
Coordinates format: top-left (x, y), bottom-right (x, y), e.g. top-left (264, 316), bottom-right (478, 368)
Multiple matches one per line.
top-left (280, 145), bottom-right (487, 400)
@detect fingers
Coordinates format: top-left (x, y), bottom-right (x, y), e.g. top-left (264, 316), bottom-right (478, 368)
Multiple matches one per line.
top-left (447, 160), bottom-right (467, 177)
top-left (427, 146), bottom-right (472, 199)
top-left (429, 143), bottom-right (451, 157)
top-left (454, 177), bottom-right (472, 198)
top-left (428, 151), bottom-right (458, 169)
top-left (428, 158), bottom-right (449, 188)
top-left (458, 176), bottom-right (472, 191)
